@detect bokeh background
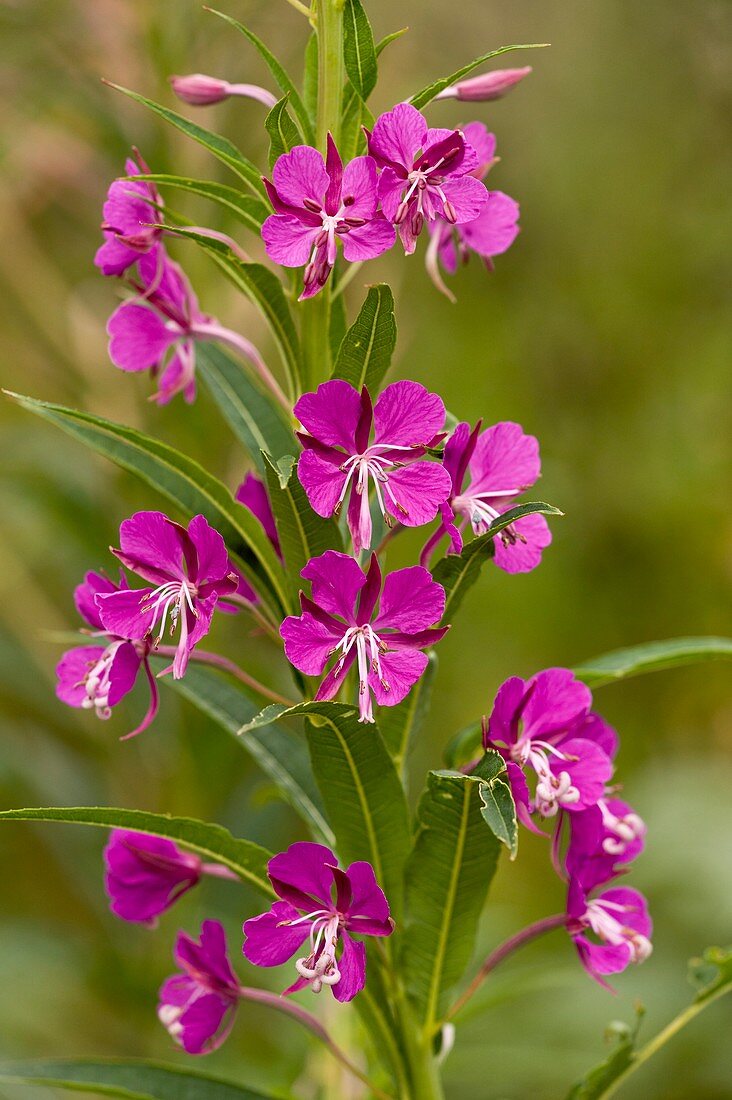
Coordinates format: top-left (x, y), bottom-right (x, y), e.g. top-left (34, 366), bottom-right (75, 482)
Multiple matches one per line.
top-left (1, 1), bottom-right (731, 1097)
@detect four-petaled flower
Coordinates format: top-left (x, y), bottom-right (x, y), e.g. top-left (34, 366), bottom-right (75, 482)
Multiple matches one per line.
top-left (158, 920), bottom-right (240, 1054)
top-left (367, 102), bottom-right (488, 253)
top-left (243, 842), bottom-right (393, 1001)
top-left (55, 570), bottom-right (158, 739)
top-left (566, 878), bottom-right (652, 988)
top-left (95, 151), bottom-right (163, 277)
top-left (296, 378), bottom-right (452, 554)
top-left (483, 669), bottom-right (614, 826)
top-left (262, 135), bottom-right (395, 299)
top-left (96, 511), bottom-right (238, 680)
top-left (425, 123), bottom-right (520, 301)
top-left (108, 247), bottom-right (275, 405)
top-left (281, 551), bottom-right (448, 723)
top-left (422, 419), bottom-right (551, 574)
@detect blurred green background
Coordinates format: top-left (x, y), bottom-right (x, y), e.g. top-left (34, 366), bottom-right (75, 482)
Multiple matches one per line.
top-left (1, 1), bottom-right (731, 1097)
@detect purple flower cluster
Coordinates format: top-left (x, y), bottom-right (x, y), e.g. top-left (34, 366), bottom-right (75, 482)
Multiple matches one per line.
top-left (262, 103), bottom-right (519, 299)
top-left (482, 667), bottom-right (651, 985)
top-left (102, 831), bottom-right (392, 1052)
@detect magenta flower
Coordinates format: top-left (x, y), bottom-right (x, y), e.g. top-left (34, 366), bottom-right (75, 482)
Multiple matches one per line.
top-left (566, 878), bottom-right (652, 987)
top-left (158, 921), bottom-right (240, 1054)
top-left (262, 135), bottom-right (395, 299)
top-left (366, 103), bottom-right (488, 253)
top-left (483, 669), bottom-right (614, 826)
top-left (104, 830), bottom-right (238, 926)
top-left (566, 798), bottom-right (646, 890)
top-left (170, 73), bottom-right (277, 108)
top-left (55, 571), bottom-right (158, 739)
top-left (421, 419), bottom-right (551, 574)
top-left (434, 66), bottom-right (533, 103)
top-left (95, 511), bottom-right (238, 680)
top-left (95, 150), bottom-right (163, 277)
top-left (296, 379), bottom-right (452, 553)
top-left (107, 247), bottom-right (280, 405)
top-left (281, 551), bottom-right (448, 723)
top-left (243, 842), bottom-right (393, 1001)
top-left (425, 124), bottom-right (519, 300)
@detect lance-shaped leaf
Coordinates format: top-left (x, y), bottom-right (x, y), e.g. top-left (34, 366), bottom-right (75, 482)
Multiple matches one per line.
top-left (0, 807), bottom-right (275, 897)
top-left (0, 1060), bottom-right (274, 1099)
top-left (401, 770), bottom-right (501, 1031)
top-left (566, 946), bottom-right (732, 1099)
top-left (409, 42), bottom-right (549, 110)
top-left (474, 749), bottom-right (518, 858)
top-left (128, 174), bottom-right (269, 233)
top-left (196, 344), bottom-right (294, 474)
top-left (106, 83), bottom-right (264, 195)
top-left (432, 502), bottom-right (563, 622)
top-left (574, 636), bottom-right (732, 689)
top-left (206, 7), bottom-right (314, 144)
top-left (239, 701), bottom-right (411, 921)
top-left (159, 229), bottom-right (303, 395)
top-left (378, 651), bottom-right (437, 776)
top-left (265, 95), bottom-right (301, 169)
top-left (331, 284), bottom-right (396, 391)
top-left (262, 452), bottom-right (343, 611)
top-left (165, 663), bottom-right (334, 846)
top-left (343, 0), bottom-right (378, 100)
top-left (340, 29), bottom-right (407, 159)
top-left (6, 392), bottom-right (289, 617)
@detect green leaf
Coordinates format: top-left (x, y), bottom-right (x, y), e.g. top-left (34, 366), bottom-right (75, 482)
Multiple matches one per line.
top-left (340, 28), bottom-right (407, 159)
top-left (265, 95), bottom-right (302, 169)
top-left (165, 663), bottom-right (334, 846)
top-left (567, 947), bottom-right (732, 1100)
top-left (574, 636), bottom-right (732, 689)
top-left (379, 652), bottom-right (437, 774)
top-left (0, 1059), bottom-right (274, 1099)
top-left (329, 285), bottom-right (348, 362)
top-left (331, 284), bottom-right (396, 391)
top-left (127, 174), bottom-right (269, 233)
top-left (161, 231), bottom-right (303, 395)
top-left (196, 344), bottom-right (294, 473)
top-left (343, 0), bottom-right (378, 100)
top-left (474, 750), bottom-right (518, 858)
top-left (262, 452), bottom-right (343, 611)
top-left (432, 502), bottom-right (563, 622)
top-left (0, 807), bottom-right (275, 897)
top-left (303, 32), bottom-right (319, 123)
top-left (106, 84), bottom-right (264, 195)
top-left (401, 770), bottom-right (501, 1031)
top-left (6, 392), bottom-right (289, 617)
top-left (206, 8), bottom-right (315, 144)
top-left (409, 43), bottom-right (549, 110)
top-left (239, 701), bottom-right (411, 921)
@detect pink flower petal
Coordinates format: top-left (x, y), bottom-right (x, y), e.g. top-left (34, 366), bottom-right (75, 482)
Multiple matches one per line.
top-left (187, 514), bottom-right (232, 585)
top-left (107, 302), bottom-right (176, 373)
top-left (378, 166), bottom-right (409, 222)
top-left (301, 550), bottom-right (366, 622)
top-left (55, 645), bottom-right (106, 707)
top-left (297, 449), bottom-right (348, 517)
top-left (384, 462), bottom-right (452, 527)
top-left (96, 588), bottom-right (156, 641)
top-left (332, 931), bottom-right (366, 1002)
top-left (523, 668), bottom-right (592, 740)
top-left (375, 565), bottom-right (445, 632)
top-left (459, 191), bottom-right (520, 257)
top-left (462, 121), bottom-right (497, 173)
top-left (262, 213), bottom-right (318, 267)
top-left (242, 900), bottom-right (311, 966)
top-left (441, 173), bottom-right (489, 223)
top-left (114, 511), bottom-right (188, 584)
top-left (281, 612), bottom-right (343, 676)
top-left (295, 379), bottom-right (364, 453)
top-left (344, 862), bottom-right (392, 934)
top-left (272, 145), bottom-right (329, 208)
top-left (369, 103), bottom-right (427, 169)
top-left (373, 380), bottom-right (446, 446)
top-left (492, 512), bottom-right (552, 574)
top-left (369, 648), bottom-right (429, 706)
top-left (340, 156), bottom-right (379, 219)
top-left (268, 841), bottom-right (339, 910)
top-left (341, 215), bottom-right (396, 262)
top-left (468, 421), bottom-right (542, 497)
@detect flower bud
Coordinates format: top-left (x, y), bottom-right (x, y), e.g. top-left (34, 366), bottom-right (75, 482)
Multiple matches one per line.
top-left (169, 73), bottom-right (278, 109)
top-left (436, 66), bottom-right (532, 103)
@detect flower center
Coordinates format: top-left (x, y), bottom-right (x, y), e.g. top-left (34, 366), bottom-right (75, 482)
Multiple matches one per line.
top-left (598, 800), bottom-right (645, 856)
top-left (453, 489), bottom-right (525, 543)
top-left (333, 622), bottom-right (390, 724)
top-left (289, 912), bottom-right (342, 993)
top-left (78, 639), bottom-right (126, 719)
top-left (510, 739), bottom-right (581, 817)
top-left (585, 899), bottom-right (652, 963)
top-left (140, 579), bottom-right (198, 649)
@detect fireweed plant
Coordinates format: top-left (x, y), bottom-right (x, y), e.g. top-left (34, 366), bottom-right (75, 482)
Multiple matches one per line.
top-left (2, 3), bottom-right (731, 1099)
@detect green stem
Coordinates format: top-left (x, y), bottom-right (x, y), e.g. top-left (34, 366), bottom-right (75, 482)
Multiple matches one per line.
top-left (392, 982), bottom-right (445, 1100)
top-left (301, 287), bottom-right (332, 390)
top-left (599, 985), bottom-right (732, 1100)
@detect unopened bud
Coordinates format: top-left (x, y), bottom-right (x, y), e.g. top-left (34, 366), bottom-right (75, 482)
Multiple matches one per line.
top-left (435, 66), bottom-right (532, 103)
top-left (170, 73), bottom-right (277, 109)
